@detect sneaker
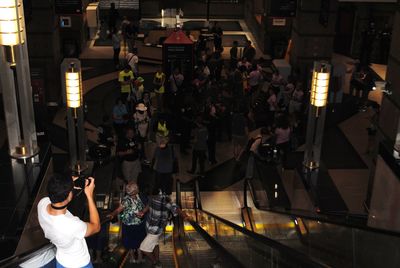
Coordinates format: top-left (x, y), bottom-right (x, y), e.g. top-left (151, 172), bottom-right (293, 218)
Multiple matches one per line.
top-left (128, 251), bottom-right (137, 263)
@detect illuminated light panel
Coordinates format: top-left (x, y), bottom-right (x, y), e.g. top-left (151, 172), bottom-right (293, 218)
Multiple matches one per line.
top-left (0, 0), bottom-right (25, 45)
top-left (310, 63), bottom-right (331, 107)
top-left (254, 222), bottom-right (295, 230)
top-left (65, 70), bottom-right (82, 108)
top-left (109, 224), bottom-right (120, 233)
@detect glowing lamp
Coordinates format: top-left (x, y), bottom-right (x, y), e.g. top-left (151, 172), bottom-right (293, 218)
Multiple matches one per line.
top-left (0, 0), bottom-right (25, 46)
top-left (310, 62), bottom-right (331, 107)
top-left (65, 64), bottom-right (82, 108)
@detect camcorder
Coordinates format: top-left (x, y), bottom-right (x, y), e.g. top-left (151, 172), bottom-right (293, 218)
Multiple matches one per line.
top-left (74, 175), bottom-right (91, 189)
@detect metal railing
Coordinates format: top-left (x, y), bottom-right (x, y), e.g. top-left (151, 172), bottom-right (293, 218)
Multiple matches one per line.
top-left (177, 179), bottom-right (328, 268)
top-left (244, 178), bottom-right (400, 236)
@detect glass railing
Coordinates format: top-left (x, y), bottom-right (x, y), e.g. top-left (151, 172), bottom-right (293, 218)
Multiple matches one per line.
top-left (184, 208), bottom-right (326, 268)
top-left (244, 178), bottom-right (400, 268)
top-left (176, 179), bottom-right (326, 267)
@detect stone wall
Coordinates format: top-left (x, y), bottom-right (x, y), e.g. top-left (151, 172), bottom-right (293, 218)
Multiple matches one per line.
top-left (26, 0), bottom-right (62, 103)
top-left (141, 0), bottom-right (244, 18)
top-left (289, 0), bottom-right (338, 79)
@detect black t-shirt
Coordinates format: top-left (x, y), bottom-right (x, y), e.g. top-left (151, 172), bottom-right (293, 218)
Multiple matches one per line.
top-left (98, 124), bottom-right (113, 144)
top-left (230, 47), bottom-right (238, 60)
top-left (117, 137), bottom-right (139, 161)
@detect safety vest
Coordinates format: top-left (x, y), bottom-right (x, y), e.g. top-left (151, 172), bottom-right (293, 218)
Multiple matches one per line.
top-left (157, 122), bottom-right (169, 137)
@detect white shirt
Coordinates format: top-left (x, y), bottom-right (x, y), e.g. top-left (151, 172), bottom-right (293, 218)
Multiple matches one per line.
top-left (38, 197), bottom-right (89, 268)
top-left (126, 53), bottom-right (139, 73)
top-left (170, 74), bottom-right (184, 92)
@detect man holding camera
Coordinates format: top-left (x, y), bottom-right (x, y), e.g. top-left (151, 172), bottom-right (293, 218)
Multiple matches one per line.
top-left (38, 173), bottom-right (101, 268)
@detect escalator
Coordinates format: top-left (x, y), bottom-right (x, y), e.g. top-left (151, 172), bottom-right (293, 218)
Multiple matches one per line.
top-left (215, 177), bottom-right (400, 268)
top-left (5, 170), bottom-right (399, 267)
top-left (176, 169), bottom-right (400, 268)
top-left (175, 180), bottom-right (327, 268)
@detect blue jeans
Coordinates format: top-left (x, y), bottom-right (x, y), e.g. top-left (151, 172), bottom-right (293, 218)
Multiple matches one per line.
top-left (56, 260), bottom-right (93, 268)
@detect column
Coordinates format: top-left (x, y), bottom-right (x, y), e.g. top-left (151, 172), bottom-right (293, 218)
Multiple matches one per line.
top-left (290, 0), bottom-right (338, 79)
top-left (0, 0), bottom-right (38, 159)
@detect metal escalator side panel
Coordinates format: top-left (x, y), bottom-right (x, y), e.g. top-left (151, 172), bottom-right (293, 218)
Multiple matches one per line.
top-left (241, 206), bottom-right (255, 232)
top-left (172, 217), bottom-right (197, 268)
top-left (186, 217), bottom-right (245, 268)
top-left (193, 209), bottom-right (327, 268)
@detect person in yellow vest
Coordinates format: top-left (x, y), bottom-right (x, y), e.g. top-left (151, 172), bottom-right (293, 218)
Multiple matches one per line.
top-left (156, 118), bottom-right (169, 146)
top-left (153, 68), bottom-right (166, 112)
top-left (119, 65), bottom-right (135, 102)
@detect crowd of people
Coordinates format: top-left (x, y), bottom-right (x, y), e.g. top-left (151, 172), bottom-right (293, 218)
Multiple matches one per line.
top-left (38, 15), bottom-right (313, 267)
top-left (108, 20), bottom-right (309, 188)
top-left (34, 12), bottom-right (387, 267)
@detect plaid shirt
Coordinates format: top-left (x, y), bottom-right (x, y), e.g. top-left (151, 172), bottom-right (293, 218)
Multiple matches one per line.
top-left (146, 194), bottom-right (178, 235)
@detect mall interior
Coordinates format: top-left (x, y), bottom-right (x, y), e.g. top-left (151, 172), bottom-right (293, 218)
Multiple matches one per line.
top-left (0, 0), bottom-right (400, 267)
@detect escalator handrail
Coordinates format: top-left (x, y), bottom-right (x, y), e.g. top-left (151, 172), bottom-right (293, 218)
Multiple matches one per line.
top-left (196, 208), bottom-right (328, 268)
top-left (187, 180), bottom-right (326, 268)
top-left (244, 178), bottom-right (400, 237)
top-left (186, 217), bottom-right (246, 268)
top-left (0, 243), bottom-right (53, 268)
top-left (176, 180), bottom-right (243, 268)
top-left (0, 218), bottom-right (112, 268)
top-left (172, 217), bottom-right (197, 268)
top-left (194, 179), bottom-right (202, 210)
top-left (186, 178), bottom-right (327, 267)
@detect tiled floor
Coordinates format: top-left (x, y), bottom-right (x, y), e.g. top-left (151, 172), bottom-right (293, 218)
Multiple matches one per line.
top-left (81, 18), bottom-right (267, 61)
top-left (55, 20), bottom-right (378, 217)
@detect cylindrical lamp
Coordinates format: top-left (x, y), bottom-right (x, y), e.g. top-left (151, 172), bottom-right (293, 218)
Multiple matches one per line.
top-left (65, 63), bottom-right (82, 109)
top-left (0, 0), bottom-right (25, 46)
top-left (310, 62), bottom-right (331, 107)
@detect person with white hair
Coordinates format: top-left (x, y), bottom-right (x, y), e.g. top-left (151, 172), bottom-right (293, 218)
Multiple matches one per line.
top-left (133, 102), bottom-right (150, 161)
top-left (107, 182), bottom-right (148, 263)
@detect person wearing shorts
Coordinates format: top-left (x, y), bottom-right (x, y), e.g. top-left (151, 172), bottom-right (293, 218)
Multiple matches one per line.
top-left (139, 192), bottom-right (186, 268)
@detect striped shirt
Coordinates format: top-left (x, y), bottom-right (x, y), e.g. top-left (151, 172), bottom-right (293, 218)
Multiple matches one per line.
top-left (146, 194), bottom-right (178, 235)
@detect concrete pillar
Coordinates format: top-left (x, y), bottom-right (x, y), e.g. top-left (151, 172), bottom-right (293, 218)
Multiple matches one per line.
top-left (0, 0), bottom-right (39, 159)
top-left (378, 1), bottom-right (400, 143)
top-left (26, 0), bottom-right (62, 104)
top-left (367, 1), bottom-right (400, 220)
top-left (386, 3), bottom-right (400, 103)
top-left (290, 0), bottom-right (338, 79)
